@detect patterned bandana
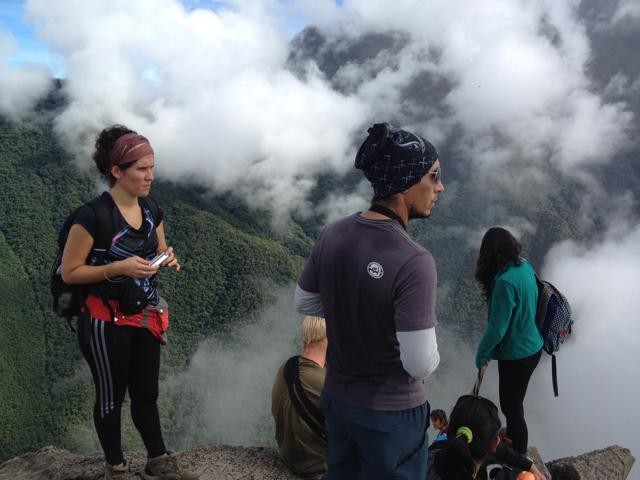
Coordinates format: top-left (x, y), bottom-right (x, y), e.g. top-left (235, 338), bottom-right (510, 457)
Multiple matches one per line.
top-left (108, 133), bottom-right (154, 170)
top-left (355, 123), bottom-right (438, 198)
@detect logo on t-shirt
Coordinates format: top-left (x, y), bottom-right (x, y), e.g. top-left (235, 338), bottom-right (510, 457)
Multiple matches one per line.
top-left (367, 262), bottom-right (384, 279)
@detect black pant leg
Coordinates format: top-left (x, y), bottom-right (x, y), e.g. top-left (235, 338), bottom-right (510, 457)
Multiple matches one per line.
top-left (497, 349), bottom-right (541, 453)
top-left (128, 328), bottom-right (166, 458)
top-left (78, 317), bottom-right (133, 466)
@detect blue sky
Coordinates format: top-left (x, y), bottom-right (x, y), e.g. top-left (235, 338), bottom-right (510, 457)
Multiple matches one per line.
top-left (0, 0), bottom-right (343, 78)
top-left (1, 0), bottom-right (63, 75)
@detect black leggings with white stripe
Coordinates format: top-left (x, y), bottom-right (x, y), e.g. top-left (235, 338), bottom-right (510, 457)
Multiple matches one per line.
top-left (78, 316), bottom-right (166, 466)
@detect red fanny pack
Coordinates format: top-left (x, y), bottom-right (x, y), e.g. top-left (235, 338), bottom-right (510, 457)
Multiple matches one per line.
top-left (83, 294), bottom-right (169, 344)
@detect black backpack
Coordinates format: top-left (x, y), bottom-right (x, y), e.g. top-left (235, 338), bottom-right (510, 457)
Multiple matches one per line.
top-left (50, 194), bottom-right (114, 328)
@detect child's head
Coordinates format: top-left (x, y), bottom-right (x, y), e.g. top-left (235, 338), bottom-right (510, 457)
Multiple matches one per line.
top-left (430, 409), bottom-right (448, 432)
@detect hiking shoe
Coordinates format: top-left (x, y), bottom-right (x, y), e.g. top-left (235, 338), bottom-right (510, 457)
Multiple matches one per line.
top-left (104, 460), bottom-right (128, 480)
top-left (140, 452), bottom-right (199, 480)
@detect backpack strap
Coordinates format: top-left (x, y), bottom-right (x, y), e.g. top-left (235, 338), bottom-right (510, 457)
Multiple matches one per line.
top-left (283, 355), bottom-right (327, 443)
top-left (84, 194), bottom-right (116, 321)
top-left (54, 194), bottom-right (114, 331)
top-left (86, 193), bottom-right (115, 253)
top-left (551, 354), bottom-right (559, 397)
top-left (89, 192), bottom-right (159, 247)
top-left (140, 195), bottom-right (161, 226)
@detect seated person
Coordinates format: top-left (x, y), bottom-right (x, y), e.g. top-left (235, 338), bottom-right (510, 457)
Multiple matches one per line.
top-left (429, 395), bottom-right (545, 480)
top-left (430, 409), bottom-right (449, 444)
top-left (271, 316), bottom-right (327, 478)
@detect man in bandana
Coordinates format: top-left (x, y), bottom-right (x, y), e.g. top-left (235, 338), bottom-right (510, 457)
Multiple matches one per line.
top-left (295, 123), bottom-right (444, 479)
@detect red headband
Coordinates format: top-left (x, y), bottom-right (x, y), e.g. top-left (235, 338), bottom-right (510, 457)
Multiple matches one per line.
top-left (108, 133), bottom-right (154, 169)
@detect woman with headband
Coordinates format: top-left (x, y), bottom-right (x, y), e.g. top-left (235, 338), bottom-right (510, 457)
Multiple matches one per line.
top-left (428, 395), bottom-right (544, 480)
top-left (60, 125), bottom-right (197, 480)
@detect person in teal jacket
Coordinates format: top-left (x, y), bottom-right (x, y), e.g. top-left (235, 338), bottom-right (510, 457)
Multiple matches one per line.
top-left (474, 227), bottom-right (543, 454)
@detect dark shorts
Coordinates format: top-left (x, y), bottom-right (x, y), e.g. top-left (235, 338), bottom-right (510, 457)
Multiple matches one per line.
top-left (321, 391), bottom-right (429, 480)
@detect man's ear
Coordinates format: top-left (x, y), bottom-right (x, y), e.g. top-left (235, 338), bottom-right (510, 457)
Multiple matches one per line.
top-left (489, 435), bottom-right (500, 454)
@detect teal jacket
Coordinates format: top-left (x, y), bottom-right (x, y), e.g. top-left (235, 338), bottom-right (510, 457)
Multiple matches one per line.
top-left (475, 259), bottom-right (543, 368)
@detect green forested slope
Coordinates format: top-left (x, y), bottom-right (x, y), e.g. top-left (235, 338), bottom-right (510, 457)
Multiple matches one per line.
top-left (0, 119), bottom-right (308, 460)
top-left (0, 230), bottom-right (50, 456)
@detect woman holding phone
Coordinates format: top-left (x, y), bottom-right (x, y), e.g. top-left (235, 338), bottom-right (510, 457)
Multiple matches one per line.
top-left (61, 124), bottom-right (196, 480)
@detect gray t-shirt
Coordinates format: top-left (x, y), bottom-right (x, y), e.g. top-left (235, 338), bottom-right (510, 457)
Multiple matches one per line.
top-left (298, 213), bottom-right (437, 411)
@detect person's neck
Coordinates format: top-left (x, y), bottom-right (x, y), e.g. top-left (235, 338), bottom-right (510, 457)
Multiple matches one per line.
top-left (110, 185), bottom-right (138, 209)
top-left (301, 343), bottom-right (326, 367)
top-left (362, 198), bottom-right (409, 226)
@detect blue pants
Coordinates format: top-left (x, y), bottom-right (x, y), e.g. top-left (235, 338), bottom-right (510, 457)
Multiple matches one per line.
top-left (321, 392), bottom-right (429, 480)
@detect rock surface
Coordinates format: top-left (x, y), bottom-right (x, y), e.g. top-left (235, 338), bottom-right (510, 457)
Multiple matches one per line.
top-left (0, 445), bottom-right (299, 480)
top-left (0, 444), bottom-right (635, 480)
top-left (546, 445), bottom-right (635, 480)
top-left (528, 446), bottom-right (552, 480)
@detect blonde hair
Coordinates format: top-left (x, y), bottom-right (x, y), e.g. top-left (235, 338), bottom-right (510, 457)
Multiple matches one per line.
top-left (301, 316), bottom-right (326, 348)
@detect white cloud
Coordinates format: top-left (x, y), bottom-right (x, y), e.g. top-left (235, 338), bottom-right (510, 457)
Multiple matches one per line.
top-left (0, 30), bottom-right (52, 119)
top-left (316, 179), bottom-right (370, 223)
top-left (165, 284), bottom-right (302, 446)
top-left (326, 0), bottom-right (632, 174)
top-left (25, 0), bottom-right (369, 222)
top-left (522, 224), bottom-right (640, 466)
top-left (612, 0), bottom-right (640, 24)
top-left (554, 92), bottom-right (632, 169)
top-left (8, 0), bottom-right (630, 219)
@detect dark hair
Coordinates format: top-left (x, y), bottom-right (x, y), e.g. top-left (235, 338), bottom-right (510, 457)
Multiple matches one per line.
top-left (92, 124), bottom-right (137, 186)
top-left (474, 227), bottom-right (522, 302)
top-left (437, 395), bottom-right (501, 480)
top-left (430, 409), bottom-right (448, 426)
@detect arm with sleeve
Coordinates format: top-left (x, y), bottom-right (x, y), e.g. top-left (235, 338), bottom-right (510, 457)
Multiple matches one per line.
top-left (394, 252), bottom-right (440, 379)
top-left (475, 278), bottom-right (516, 368)
top-left (295, 238), bottom-right (325, 317)
top-left (397, 328), bottom-right (439, 379)
top-left (294, 284), bottom-right (324, 317)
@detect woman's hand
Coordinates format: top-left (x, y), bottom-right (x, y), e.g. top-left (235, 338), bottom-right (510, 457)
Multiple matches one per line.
top-left (110, 256), bottom-right (160, 279)
top-left (154, 222), bottom-right (180, 272)
top-left (159, 246), bottom-right (181, 272)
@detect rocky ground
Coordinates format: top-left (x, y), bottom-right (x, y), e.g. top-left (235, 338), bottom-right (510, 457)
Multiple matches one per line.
top-left (0, 445), bottom-right (296, 480)
top-left (0, 444), bottom-right (634, 480)
top-left (547, 445), bottom-right (635, 480)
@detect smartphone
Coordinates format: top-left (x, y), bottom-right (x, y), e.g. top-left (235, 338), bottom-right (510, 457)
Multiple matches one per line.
top-left (149, 251), bottom-right (169, 267)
